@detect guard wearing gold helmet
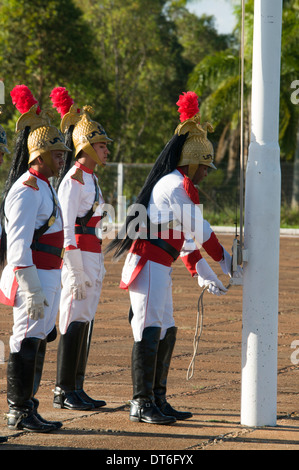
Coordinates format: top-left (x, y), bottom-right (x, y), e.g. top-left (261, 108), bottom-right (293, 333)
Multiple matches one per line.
top-left (106, 91), bottom-right (241, 425)
top-left (0, 85), bottom-right (70, 433)
top-left (50, 87), bottom-right (111, 411)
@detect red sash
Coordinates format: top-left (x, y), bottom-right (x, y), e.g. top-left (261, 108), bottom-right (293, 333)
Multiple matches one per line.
top-left (130, 229), bottom-right (184, 267)
top-left (75, 216), bottom-right (102, 253)
top-left (32, 230), bottom-right (64, 270)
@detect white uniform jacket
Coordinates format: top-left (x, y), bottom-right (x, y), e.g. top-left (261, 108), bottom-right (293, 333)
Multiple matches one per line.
top-left (58, 161), bottom-right (105, 253)
top-left (120, 169), bottom-right (224, 289)
top-left (0, 168), bottom-right (64, 306)
top-left (57, 161), bottom-right (106, 333)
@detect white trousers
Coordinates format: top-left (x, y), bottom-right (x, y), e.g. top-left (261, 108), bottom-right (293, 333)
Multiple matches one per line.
top-left (59, 251), bottom-right (105, 334)
top-left (129, 260), bottom-right (175, 342)
top-left (10, 269), bottom-right (61, 353)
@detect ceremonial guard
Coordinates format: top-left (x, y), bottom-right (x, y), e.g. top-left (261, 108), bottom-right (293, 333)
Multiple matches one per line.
top-left (0, 85), bottom-right (70, 432)
top-left (107, 91), bottom-right (238, 425)
top-left (50, 87), bottom-right (111, 411)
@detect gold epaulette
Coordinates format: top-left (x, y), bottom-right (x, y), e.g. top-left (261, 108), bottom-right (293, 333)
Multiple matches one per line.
top-left (23, 176), bottom-right (39, 190)
top-left (71, 168), bottom-right (84, 184)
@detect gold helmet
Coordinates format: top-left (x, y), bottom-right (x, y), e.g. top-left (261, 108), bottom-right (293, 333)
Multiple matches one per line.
top-left (11, 85), bottom-right (70, 176)
top-left (16, 104), bottom-right (70, 177)
top-left (50, 87), bottom-right (112, 167)
top-left (175, 91), bottom-right (216, 179)
top-left (60, 104), bottom-right (112, 167)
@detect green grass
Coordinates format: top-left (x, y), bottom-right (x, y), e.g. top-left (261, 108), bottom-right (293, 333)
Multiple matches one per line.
top-left (280, 206), bottom-right (299, 228)
top-left (203, 205), bottom-right (299, 228)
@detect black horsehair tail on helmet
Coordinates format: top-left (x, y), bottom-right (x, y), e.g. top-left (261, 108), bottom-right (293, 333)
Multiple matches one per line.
top-left (0, 85), bottom-right (40, 267)
top-left (105, 132), bottom-right (188, 260)
top-left (54, 124), bottom-right (74, 191)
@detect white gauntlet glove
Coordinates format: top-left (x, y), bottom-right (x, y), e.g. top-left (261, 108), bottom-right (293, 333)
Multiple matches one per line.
top-left (63, 249), bottom-right (92, 300)
top-left (219, 246), bottom-right (243, 278)
top-left (196, 258), bottom-right (227, 296)
top-left (219, 247), bottom-right (232, 276)
top-left (15, 266), bottom-right (49, 320)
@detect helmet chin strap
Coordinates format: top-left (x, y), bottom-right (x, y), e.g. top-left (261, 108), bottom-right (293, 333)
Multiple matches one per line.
top-left (188, 164), bottom-right (199, 180)
top-left (41, 151), bottom-right (60, 177)
top-left (30, 151), bottom-right (60, 178)
top-left (82, 142), bottom-right (105, 167)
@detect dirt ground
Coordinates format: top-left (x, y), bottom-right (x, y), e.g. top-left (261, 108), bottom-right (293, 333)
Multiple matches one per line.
top-left (0, 234), bottom-right (298, 454)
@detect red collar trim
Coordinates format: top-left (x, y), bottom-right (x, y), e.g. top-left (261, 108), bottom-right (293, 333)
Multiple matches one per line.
top-left (176, 168), bottom-right (200, 205)
top-left (75, 161), bottom-right (94, 174)
top-left (29, 168), bottom-right (50, 186)
top-left (177, 167), bottom-right (187, 178)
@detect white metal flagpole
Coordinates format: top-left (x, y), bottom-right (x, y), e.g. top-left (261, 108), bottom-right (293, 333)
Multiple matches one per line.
top-left (241, 0), bottom-right (283, 427)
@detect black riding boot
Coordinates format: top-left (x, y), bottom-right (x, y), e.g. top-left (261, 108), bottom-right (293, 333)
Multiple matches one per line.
top-left (154, 327), bottom-right (192, 420)
top-left (129, 326), bottom-right (176, 425)
top-left (7, 337), bottom-right (56, 432)
top-left (32, 338), bottom-right (62, 429)
top-left (76, 321), bottom-right (106, 408)
top-left (53, 321), bottom-right (94, 410)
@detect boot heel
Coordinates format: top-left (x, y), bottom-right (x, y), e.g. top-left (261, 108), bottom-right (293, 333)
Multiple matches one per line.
top-left (129, 400), bottom-right (141, 422)
top-left (53, 387), bottom-right (64, 408)
top-left (53, 402), bottom-right (63, 409)
top-left (129, 415), bottom-right (140, 422)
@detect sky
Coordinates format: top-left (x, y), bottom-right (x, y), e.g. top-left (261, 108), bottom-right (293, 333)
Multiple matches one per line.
top-left (186, 0), bottom-right (237, 34)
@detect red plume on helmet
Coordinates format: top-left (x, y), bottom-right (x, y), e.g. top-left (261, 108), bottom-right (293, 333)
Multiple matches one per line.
top-left (176, 91), bottom-right (199, 123)
top-left (50, 86), bottom-right (79, 117)
top-left (10, 85), bottom-right (41, 115)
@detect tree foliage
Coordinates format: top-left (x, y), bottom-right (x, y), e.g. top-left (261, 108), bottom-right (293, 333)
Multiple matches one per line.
top-left (76, 0), bottom-right (190, 164)
top-left (0, 0), bottom-right (95, 105)
top-left (0, 0), bottom-right (298, 212)
top-left (188, 0), bottom-right (299, 191)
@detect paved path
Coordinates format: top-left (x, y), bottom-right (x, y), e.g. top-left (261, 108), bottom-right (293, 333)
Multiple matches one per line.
top-left (0, 236), bottom-right (298, 452)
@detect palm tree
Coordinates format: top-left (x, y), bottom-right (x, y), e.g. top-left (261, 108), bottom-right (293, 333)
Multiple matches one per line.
top-left (187, 1), bottom-right (252, 185)
top-left (188, 0), bottom-right (299, 206)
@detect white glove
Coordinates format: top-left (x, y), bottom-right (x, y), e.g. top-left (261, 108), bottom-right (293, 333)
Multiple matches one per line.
top-left (219, 246), bottom-right (243, 278)
top-left (196, 258), bottom-right (227, 296)
top-left (219, 247), bottom-right (232, 276)
top-left (63, 249), bottom-right (92, 300)
top-left (15, 266), bottom-right (49, 320)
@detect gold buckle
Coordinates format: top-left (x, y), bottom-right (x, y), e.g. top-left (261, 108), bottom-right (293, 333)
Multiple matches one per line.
top-left (61, 248), bottom-right (65, 259)
top-left (92, 201), bottom-right (99, 212)
top-left (48, 215), bottom-right (56, 227)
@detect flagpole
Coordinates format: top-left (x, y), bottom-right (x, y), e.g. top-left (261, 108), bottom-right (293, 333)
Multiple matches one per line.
top-left (241, 0), bottom-right (283, 427)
